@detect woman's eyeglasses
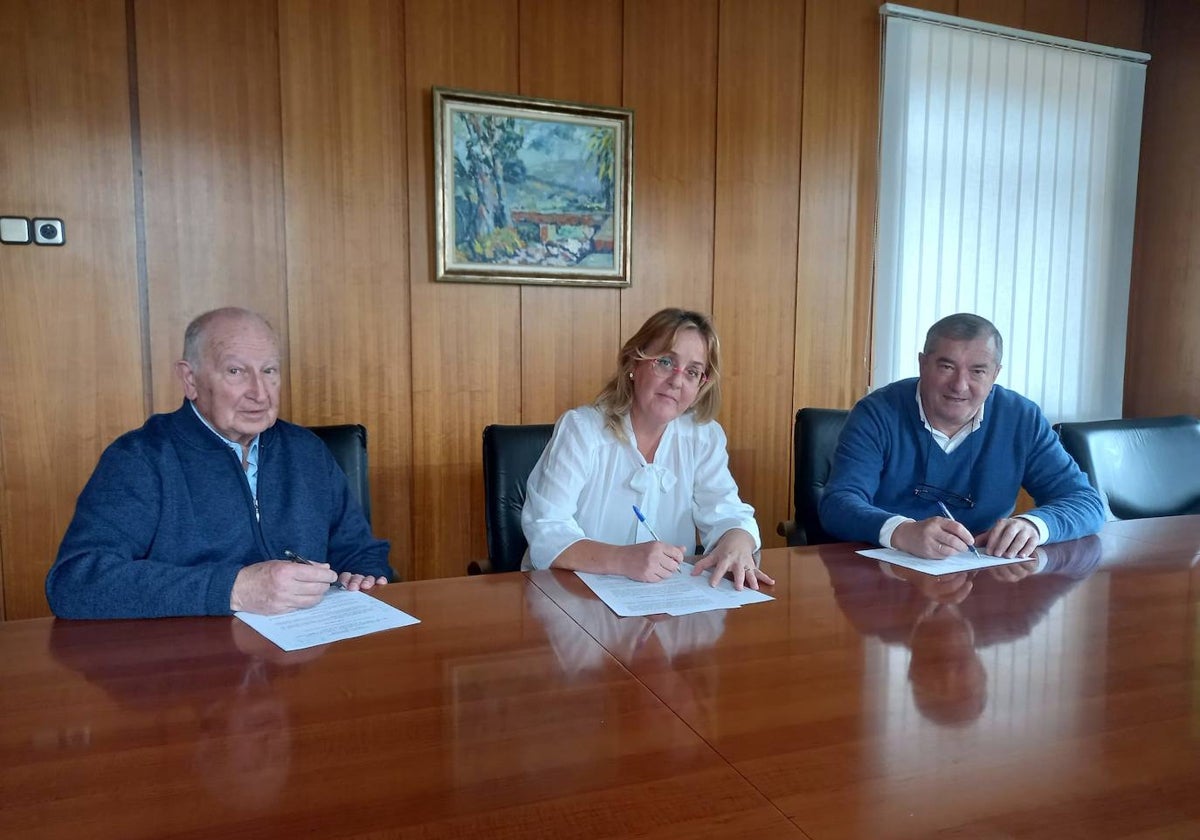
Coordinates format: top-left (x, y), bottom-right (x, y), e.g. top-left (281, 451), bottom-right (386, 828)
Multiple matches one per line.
top-left (646, 356), bottom-right (708, 386)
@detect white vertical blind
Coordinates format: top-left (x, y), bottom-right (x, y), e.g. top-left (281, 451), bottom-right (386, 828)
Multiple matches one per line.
top-left (873, 5), bottom-right (1149, 423)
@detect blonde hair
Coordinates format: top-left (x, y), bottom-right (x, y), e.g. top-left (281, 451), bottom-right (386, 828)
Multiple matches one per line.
top-left (595, 308), bottom-right (722, 441)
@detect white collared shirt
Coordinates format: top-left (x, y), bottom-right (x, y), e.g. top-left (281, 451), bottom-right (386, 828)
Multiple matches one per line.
top-left (521, 406), bottom-right (760, 570)
top-left (916, 388), bottom-right (984, 454)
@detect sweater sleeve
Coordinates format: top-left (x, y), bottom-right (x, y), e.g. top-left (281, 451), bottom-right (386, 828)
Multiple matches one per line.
top-left (1019, 409), bottom-right (1106, 542)
top-left (691, 421), bottom-right (761, 551)
top-left (819, 400), bottom-right (898, 544)
top-left (45, 444), bottom-right (242, 619)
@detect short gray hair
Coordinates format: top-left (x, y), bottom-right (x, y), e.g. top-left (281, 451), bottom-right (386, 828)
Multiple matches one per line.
top-left (923, 313), bottom-right (1003, 364)
top-left (182, 307), bottom-right (276, 369)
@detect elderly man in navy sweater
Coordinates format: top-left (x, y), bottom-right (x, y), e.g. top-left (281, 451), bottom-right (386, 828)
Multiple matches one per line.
top-left (47, 307), bottom-right (390, 619)
top-left (819, 313), bottom-right (1103, 560)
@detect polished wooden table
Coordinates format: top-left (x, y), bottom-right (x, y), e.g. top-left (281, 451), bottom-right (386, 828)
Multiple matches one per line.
top-left (2, 518), bottom-right (1198, 838)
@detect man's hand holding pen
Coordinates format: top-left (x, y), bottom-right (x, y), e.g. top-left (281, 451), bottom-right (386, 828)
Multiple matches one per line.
top-left (285, 549), bottom-right (388, 595)
top-left (892, 517), bottom-right (977, 560)
top-left (230, 551), bottom-right (389, 615)
top-left (230, 558), bottom-right (340, 615)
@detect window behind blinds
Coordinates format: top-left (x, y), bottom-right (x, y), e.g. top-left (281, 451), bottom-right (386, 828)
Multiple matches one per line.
top-left (873, 5), bottom-right (1149, 422)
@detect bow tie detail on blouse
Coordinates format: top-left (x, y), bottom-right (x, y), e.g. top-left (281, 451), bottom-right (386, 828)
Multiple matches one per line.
top-left (629, 463), bottom-right (677, 494)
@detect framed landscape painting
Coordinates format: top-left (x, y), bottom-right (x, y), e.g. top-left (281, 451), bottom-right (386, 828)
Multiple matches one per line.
top-left (433, 87), bottom-right (633, 287)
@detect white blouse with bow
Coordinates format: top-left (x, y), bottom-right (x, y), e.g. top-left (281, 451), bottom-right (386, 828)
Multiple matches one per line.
top-left (521, 406), bottom-right (761, 570)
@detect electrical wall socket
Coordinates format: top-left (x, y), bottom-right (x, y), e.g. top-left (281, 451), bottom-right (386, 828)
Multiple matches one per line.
top-left (32, 218), bottom-right (64, 246)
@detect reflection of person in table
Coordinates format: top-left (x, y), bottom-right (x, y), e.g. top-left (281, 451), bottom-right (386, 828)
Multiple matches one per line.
top-left (521, 307), bottom-right (770, 590)
top-left (50, 618), bottom-right (327, 809)
top-left (819, 312), bottom-right (1104, 561)
top-left (525, 577), bottom-right (725, 721)
top-left (824, 535), bottom-right (1101, 725)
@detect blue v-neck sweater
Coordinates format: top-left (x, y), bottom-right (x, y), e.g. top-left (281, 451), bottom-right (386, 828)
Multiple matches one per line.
top-left (46, 401), bottom-right (390, 619)
top-left (819, 379), bottom-right (1104, 545)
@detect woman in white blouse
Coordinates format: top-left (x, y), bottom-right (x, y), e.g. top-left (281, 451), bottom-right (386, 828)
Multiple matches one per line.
top-left (521, 308), bottom-right (773, 590)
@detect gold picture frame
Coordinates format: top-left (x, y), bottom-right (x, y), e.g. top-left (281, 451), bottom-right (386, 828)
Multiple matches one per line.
top-left (433, 87), bottom-right (633, 287)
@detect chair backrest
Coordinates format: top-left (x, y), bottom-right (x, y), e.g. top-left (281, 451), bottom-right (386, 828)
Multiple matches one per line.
top-left (790, 407), bottom-right (850, 546)
top-left (1054, 415), bottom-right (1200, 520)
top-left (481, 423), bottom-right (554, 574)
top-left (307, 424), bottom-right (371, 525)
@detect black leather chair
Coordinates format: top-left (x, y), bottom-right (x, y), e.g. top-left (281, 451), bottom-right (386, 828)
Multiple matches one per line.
top-left (1054, 415), bottom-right (1200, 520)
top-left (777, 408), bottom-right (850, 546)
top-left (472, 423), bottom-right (555, 575)
top-left (307, 424), bottom-right (372, 525)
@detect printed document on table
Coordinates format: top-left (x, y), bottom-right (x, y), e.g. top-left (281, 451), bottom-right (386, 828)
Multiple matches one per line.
top-left (576, 562), bottom-right (773, 617)
top-left (236, 589), bottom-right (420, 651)
top-left (857, 547), bottom-right (1022, 575)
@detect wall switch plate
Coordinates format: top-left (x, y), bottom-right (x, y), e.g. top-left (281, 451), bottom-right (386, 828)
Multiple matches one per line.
top-left (0, 216), bottom-right (31, 244)
top-left (32, 218), bottom-right (64, 246)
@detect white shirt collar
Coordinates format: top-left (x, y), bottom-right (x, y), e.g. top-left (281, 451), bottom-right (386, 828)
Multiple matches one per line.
top-left (916, 386), bottom-right (985, 452)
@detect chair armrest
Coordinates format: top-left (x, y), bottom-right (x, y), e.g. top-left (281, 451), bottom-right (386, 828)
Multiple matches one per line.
top-left (776, 519), bottom-right (808, 547)
top-left (467, 558), bottom-right (492, 576)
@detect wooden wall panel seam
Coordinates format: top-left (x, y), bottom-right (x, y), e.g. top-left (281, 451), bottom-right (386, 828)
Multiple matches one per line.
top-left (126, 0), bottom-right (154, 418)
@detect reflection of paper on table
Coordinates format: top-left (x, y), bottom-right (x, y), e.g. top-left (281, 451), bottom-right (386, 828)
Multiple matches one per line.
top-left (236, 589), bottom-right (419, 651)
top-left (857, 547), bottom-right (1024, 575)
top-left (576, 562), bottom-right (773, 617)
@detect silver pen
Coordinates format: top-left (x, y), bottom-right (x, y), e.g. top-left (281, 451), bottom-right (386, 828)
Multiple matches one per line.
top-left (934, 501), bottom-right (982, 558)
top-left (282, 549), bottom-right (346, 589)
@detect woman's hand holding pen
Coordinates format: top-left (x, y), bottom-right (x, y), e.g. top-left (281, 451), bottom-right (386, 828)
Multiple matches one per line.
top-left (620, 541), bottom-right (685, 582)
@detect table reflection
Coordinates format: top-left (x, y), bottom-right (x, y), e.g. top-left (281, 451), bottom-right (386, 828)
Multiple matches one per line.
top-left (824, 536), bottom-right (1102, 726)
top-left (526, 570), bottom-right (727, 673)
top-left (49, 618), bottom-right (327, 810)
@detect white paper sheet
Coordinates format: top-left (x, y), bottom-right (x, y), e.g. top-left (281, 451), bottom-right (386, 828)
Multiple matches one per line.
top-left (235, 589), bottom-right (420, 651)
top-left (575, 562), bottom-right (773, 617)
top-left (856, 547), bottom-right (1027, 575)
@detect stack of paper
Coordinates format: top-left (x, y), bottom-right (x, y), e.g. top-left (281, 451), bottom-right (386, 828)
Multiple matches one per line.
top-left (236, 589), bottom-right (420, 651)
top-left (576, 562), bottom-right (773, 617)
top-left (857, 547), bottom-right (1018, 575)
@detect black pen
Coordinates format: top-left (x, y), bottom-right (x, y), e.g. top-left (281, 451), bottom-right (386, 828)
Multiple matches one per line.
top-left (282, 549), bottom-right (346, 589)
top-left (935, 501), bottom-right (982, 558)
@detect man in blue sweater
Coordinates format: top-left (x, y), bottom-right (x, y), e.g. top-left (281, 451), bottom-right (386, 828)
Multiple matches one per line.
top-left (819, 313), bottom-right (1103, 560)
top-left (46, 307), bottom-right (390, 619)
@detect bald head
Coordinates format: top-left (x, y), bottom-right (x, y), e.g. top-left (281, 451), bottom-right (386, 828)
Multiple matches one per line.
top-left (182, 307), bottom-right (277, 371)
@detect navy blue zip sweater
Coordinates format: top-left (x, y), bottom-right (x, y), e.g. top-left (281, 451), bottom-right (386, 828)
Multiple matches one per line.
top-left (46, 401), bottom-right (391, 619)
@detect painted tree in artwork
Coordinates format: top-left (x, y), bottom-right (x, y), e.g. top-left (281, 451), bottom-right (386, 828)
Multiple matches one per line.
top-left (587, 127), bottom-right (616, 211)
top-left (455, 113), bottom-right (525, 256)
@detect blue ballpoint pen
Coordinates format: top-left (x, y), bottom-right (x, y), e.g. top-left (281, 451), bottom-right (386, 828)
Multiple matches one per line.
top-left (935, 501), bottom-right (981, 558)
top-left (631, 505), bottom-right (662, 542)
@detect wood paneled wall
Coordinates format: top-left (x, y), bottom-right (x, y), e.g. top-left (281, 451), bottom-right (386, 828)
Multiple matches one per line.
top-left (0, 0), bottom-right (145, 620)
top-left (1126, 0), bottom-right (1200, 417)
top-left (0, 0), bottom-right (1169, 619)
